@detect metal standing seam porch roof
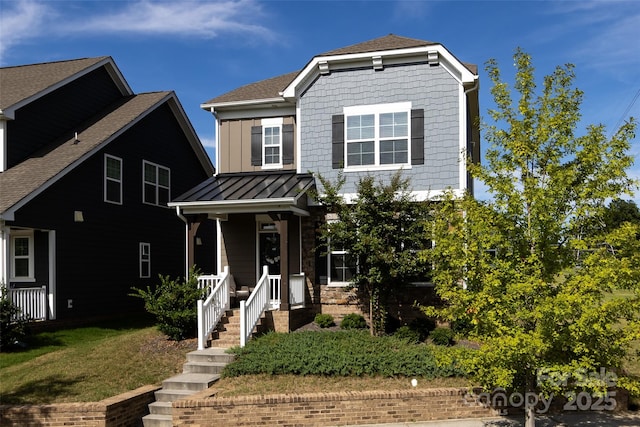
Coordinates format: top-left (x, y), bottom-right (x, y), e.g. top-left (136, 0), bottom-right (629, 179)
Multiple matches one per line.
top-left (169, 171), bottom-right (316, 217)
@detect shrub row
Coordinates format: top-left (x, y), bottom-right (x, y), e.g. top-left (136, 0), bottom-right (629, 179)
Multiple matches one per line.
top-left (223, 330), bottom-right (474, 378)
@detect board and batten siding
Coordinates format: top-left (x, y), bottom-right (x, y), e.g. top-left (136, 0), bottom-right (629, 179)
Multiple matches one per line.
top-left (299, 63), bottom-right (461, 195)
top-left (218, 116), bottom-right (296, 173)
top-left (7, 67), bottom-right (124, 169)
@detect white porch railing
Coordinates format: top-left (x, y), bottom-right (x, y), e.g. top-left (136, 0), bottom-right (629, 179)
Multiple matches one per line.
top-left (240, 266), bottom-right (270, 347)
top-left (197, 266), bottom-right (230, 350)
top-left (289, 273), bottom-right (305, 308)
top-left (268, 274), bottom-right (281, 310)
top-left (9, 286), bottom-right (47, 321)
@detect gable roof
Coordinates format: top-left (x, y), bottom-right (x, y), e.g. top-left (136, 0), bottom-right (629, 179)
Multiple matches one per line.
top-left (0, 91), bottom-right (214, 220)
top-left (0, 57), bottom-right (132, 118)
top-left (202, 34), bottom-right (477, 108)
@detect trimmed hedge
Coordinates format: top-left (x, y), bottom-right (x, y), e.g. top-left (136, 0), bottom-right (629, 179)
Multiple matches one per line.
top-left (223, 330), bottom-right (473, 378)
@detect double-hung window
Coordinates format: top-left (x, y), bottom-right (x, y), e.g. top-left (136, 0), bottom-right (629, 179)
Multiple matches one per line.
top-left (344, 102), bottom-right (411, 169)
top-left (104, 154), bottom-right (123, 204)
top-left (139, 242), bottom-right (150, 278)
top-left (262, 118), bottom-right (282, 167)
top-left (143, 161), bottom-right (170, 206)
top-left (328, 246), bottom-right (355, 285)
top-left (11, 231), bottom-right (34, 281)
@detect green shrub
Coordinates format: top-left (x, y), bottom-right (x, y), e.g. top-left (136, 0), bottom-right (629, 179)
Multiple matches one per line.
top-left (314, 313), bottom-right (335, 328)
top-left (0, 287), bottom-right (29, 351)
top-left (224, 330), bottom-right (473, 378)
top-left (340, 313), bottom-right (367, 330)
top-left (130, 267), bottom-right (203, 341)
top-left (430, 327), bottom-right (455, 346)
top-left (410, 317), bottom-right (437, 341)
top-left (393, 325), bottom-right (421, 344)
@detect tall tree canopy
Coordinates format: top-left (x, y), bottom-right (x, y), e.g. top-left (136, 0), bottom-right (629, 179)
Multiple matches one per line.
top-left (422, 48), bottom-right (639, 424)
top-left (315, 172), bottom-right (432, 335)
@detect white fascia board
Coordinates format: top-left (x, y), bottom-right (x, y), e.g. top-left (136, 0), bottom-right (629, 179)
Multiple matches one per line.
top-left (211, 106), bottom-right (296, 121)
top-left (169, 198), bottom-right (309, 216)
top-left (282, 45), bottom-right (477, 98)
top-left (1, 58), bottom-right (133, 120)
top-left (200, 97), bottom-right (287, 111)
top-left (1, 94), bottom-right (170, 221)
top-left (0, 119), bottom-right (6, 172)
top-left (325, 189), bottom-right (465, 205)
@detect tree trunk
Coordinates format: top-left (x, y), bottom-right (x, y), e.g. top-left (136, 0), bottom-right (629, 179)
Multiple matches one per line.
top-left (525, 405), bottom-right (536, 427)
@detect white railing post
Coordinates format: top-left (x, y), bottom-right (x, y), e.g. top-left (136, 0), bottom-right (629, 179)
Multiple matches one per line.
top-left (197, 299), bottom-right (205, 350)
top-left (195, 266), bottom-right (230, 350)
top-left (240, 299), bottom-right (247, 348)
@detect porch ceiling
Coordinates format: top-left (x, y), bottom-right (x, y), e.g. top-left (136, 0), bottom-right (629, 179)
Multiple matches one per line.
top-left (169, 171), bottom-right (315, 217)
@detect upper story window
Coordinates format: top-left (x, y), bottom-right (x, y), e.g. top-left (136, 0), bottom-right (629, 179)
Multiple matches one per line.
top-left (11, 231), bottom-right (34, 282)
top-left (332, 103), bottom-right (424, 170)
top-left (143, 160), bottom-right (170, 206)
top-left (104, 154), bottom-right (123, 204)
top-left (251, 118), bottom-right (294, 169)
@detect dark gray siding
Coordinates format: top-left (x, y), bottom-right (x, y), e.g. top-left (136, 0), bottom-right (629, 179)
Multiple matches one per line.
top-left (7, 67), bottom-right (124, 168)
top-left (8, 103), bottom-right (212, 320)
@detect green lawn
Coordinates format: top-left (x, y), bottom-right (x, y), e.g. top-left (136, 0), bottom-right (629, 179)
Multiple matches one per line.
top-left (0, 318), bottom-right (193, 404)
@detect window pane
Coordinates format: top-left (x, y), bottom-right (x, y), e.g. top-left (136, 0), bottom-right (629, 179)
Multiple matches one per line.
top-left (158, 188), bottom-right (169, 205)
top-left (15, 259), bottom-right (29, 277)
top-left (106, 180), bottom-right (121, 203)
top-left (380, 139), bottom-right (408, 165)
top-left (158, 168), bottom-right (170, 187)
top-left (264, 127), bottom-right (280, 146)
top-left (15, 238), bottom-right (29, 256)
top-left (144, 163), bottom-right (156, 183)
top-left (347, 115), bottom-right (374, 140)
top-left (144, 183), bottom-right (156, 204)
top-left (106, 157), bottom-right (121, 179)
top-left (380, 112), bottom-right (408, 138)
top-left (347, 141), bottom-right (375, 166)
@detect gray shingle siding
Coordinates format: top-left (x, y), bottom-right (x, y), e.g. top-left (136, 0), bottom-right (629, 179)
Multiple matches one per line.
top-left (299, 63), bottom-right (460, 194)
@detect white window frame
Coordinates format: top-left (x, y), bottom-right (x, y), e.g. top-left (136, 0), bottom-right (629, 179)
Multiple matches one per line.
top-left (343, 102), bottom-right (412, 172)
top-left (327, 244), bottom-right (355, 287)
top-left (139, 242), bottom-right (151, 278)
top-left (261, 117), bottom-right (283, 169)
top-left (143, 160), bottom-right (171, 207)
top-left (11, 230), bottom-right (35, 282)
top-left (104, 154), bottom-right (123, 205)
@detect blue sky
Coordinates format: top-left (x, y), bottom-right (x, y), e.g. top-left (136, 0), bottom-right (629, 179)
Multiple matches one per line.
top-left (1, 0), bottom-right (639, 199)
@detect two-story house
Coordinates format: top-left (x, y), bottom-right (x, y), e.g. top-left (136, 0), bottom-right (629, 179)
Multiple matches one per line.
top-left (0, 57), bottom-right (215, 322)
top-left (170, 34), bottom-right (479, 340)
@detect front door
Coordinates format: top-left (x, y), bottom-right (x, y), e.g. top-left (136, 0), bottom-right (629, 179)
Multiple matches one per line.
top-left (258, 222), bottom-right (280, 276)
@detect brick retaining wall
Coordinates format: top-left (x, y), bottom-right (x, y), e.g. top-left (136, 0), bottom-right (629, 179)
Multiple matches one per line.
top-left (0, 385), bottom-right (159, 427)
top-left (173, 387), bottom-right (498, 426)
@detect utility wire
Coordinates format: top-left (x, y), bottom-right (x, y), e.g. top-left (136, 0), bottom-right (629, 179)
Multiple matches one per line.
top-left (611, 87), bottom-right (640, 137)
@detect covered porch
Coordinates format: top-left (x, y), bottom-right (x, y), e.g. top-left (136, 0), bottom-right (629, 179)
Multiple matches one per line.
top-left (168, 171), bottom-right (316, 348)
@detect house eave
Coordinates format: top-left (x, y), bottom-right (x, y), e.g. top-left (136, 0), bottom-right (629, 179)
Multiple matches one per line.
top-left (169, 197), bottom-right (309, 217)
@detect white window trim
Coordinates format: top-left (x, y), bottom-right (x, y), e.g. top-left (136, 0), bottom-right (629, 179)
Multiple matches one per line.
top-left (343, 102), bottom-right (412, 171)
top-left (104, 154), bottom-right (123, 205)
top-left (142, 160), bottom-right (171, 207)
top-left (10, 230), bottom-right (35, 282)
top-left (261, 117), bottom-right (283, 169)
top-left (139, 242), bottom-right (151, 278)
top-left (327, 246), bottom-right (352, 287)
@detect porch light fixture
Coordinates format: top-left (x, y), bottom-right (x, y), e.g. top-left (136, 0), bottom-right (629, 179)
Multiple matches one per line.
top-left (74, 211), bottom-right (84, 222)
top-left (195, 237), bottom-right (202, 246)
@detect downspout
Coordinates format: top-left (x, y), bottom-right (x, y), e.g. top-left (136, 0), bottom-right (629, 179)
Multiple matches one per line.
top-left (175, 206), bottom-right (189, 278)
top-left (463, 77), bottom-right (479, 194)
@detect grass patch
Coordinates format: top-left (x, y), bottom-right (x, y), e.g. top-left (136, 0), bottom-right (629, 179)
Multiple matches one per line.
top-left (0, 319), bottom-right (193, 404)
top-left (213, 373), bottom-right (471, 397)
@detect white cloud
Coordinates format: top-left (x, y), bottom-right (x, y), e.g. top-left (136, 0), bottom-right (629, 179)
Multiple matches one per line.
top-left (65, 0), bottom-right (274, 40)
top-left (0, 0), bottom-right (53, 63)
top-left (0, 0), bottom-right (274, 63)
top-left (199, 136), bottom-right (216, 149)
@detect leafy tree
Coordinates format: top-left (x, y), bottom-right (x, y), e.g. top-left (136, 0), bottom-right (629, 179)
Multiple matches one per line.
top-left (603, 198), bottom-right (640, 231)
top-left (422, 49), bottom-right (639, 426)
top-left (314, 172), bottom-right (432, 335)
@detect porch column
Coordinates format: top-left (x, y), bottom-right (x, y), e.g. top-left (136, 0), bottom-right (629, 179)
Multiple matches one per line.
top-left (270, 213), bottom-right (291, 311)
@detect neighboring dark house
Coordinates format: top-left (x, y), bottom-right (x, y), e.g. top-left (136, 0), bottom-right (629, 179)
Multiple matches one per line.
top-left (171, 34), bottom-right (480, 340)
top-left (0, 57), bottom-right (215, 321)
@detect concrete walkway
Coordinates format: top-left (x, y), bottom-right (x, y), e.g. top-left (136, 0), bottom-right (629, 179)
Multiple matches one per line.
top-left (347, 411), bottom-right (640, 426)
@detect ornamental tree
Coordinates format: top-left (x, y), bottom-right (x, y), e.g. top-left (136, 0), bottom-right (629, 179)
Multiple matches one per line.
top-left (314, 172), bottom-right (432, 336)
top-left (422, 49), bottom-right (640, 426)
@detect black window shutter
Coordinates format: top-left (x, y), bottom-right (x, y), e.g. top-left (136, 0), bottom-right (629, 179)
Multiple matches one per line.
top-left (332, 114), bottom-right (344, 169)
top-left (251, 125), bottom-right (262, 166)
top-left (282, 124), bottom-right (294, 165)
top-left (411, 109), bottom-right (424, 165)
